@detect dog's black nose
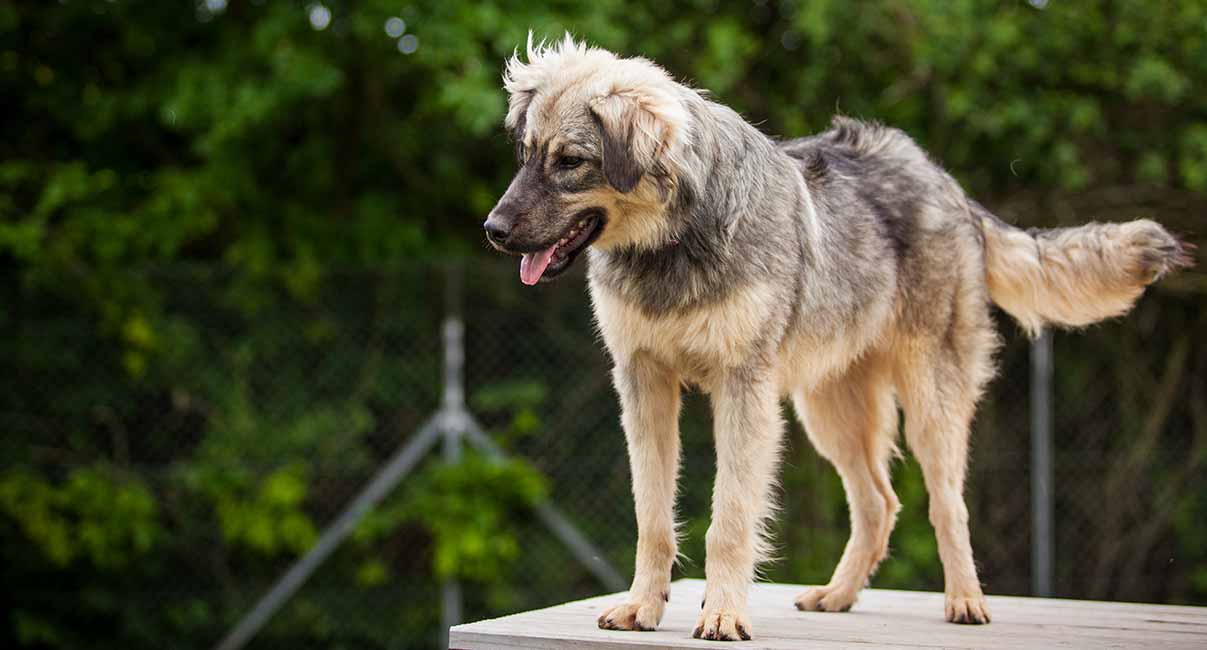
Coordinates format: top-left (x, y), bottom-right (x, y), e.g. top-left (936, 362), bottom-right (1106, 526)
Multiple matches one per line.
top-left (483, 218), bottom-right (511, 244)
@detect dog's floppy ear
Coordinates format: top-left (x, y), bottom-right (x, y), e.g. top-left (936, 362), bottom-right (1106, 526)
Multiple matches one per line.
top-left (589, 94), bottom-right (650, 192)
top-left (589, 90), bottom-right (686, 193)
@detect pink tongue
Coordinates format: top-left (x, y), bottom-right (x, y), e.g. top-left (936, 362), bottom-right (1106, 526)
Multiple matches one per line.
top-left (519, 245), bottom-right (558, 285)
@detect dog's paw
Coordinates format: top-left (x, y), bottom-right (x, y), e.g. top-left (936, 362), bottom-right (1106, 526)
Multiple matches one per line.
top-left (597, 596), bottom-right (665, 632)
top-left (793, 585), bottom-right (857, 613)
top-left (692, 606), bottom-right (751, 641)
top-left (945, 593), bottom-right (991, 624)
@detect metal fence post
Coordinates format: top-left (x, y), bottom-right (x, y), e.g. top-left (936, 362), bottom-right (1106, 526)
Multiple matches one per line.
top-left (462, 424), bottom-right (627, 592)
top-left (440, 265), bottom-right (464, 649)
top-left (213, 417), bottom-right (442, 650)
top-left (214, 262), bottom-right (623, 650)
top-left (1031, 330), bottom-right (1054, 597)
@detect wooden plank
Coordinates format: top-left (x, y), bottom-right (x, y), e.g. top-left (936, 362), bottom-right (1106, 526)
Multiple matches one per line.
top-left (449, 579), bottom-right (1207, 649)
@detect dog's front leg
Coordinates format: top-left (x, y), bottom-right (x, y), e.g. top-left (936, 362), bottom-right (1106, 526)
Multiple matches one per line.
top-left (598, 354), bottom-right (681, 632)
top-left (695, 372), bottom-right (783, 642)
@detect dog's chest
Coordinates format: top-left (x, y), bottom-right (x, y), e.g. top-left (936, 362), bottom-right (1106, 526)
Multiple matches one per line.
top-left (588, 280), bottom-right (779, 387)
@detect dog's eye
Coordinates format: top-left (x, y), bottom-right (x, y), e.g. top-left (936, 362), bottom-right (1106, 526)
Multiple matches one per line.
top-left (557, 156), bottom-right (584, 169)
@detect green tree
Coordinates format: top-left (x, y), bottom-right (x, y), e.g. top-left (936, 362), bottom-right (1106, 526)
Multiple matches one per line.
top-left (2, 2), bottom-right (1204, 648)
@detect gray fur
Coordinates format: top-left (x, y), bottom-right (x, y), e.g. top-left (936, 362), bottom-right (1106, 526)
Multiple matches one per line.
top-left (590, 97), bottom-right (808, 314)
top-left (489, 40), bottom-right (1190, 637)
top-left (588, 103), bottom-right (978, 349)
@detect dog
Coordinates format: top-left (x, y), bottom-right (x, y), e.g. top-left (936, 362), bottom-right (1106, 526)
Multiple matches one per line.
top-left (483, 34), bottom-right (1194, 641)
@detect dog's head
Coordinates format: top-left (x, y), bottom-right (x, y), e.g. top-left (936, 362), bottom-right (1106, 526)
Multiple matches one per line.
top-left (484, 34), bottom-right (692, 285)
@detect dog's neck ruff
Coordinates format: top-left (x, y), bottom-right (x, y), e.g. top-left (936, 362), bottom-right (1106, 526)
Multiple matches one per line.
top-left (588, 98), bottom-right (806, 315)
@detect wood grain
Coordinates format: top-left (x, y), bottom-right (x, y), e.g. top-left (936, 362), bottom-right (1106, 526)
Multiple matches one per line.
top-left (449, 579), bottom-right (1207, 649)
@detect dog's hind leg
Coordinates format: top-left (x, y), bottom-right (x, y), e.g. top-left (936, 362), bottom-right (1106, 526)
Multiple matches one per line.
top-left (791, 355), bottom-right (900, 613)
top-left (893, 339), bottom-right (994, 624)
top-left (598, 353), bottom-right (682, 632)
top-left (694, 370), bottom-right (784, 642)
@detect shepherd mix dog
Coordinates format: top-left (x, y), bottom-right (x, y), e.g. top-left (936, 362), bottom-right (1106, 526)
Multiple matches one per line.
top-left (483, 35), bottom-right (1194, 641)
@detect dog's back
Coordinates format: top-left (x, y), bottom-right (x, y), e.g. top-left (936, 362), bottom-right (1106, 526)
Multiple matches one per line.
top-left (780, 115), bottom-right (1192, 345)
top-left (771, 117), bottom-right (995, 391)
top-left (773, 115), bottom-right (1192, 625)
top-left (490, 38), bottom-right (1194, 637)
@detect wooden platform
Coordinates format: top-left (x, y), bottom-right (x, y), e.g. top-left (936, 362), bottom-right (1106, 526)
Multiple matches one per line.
top-left (449, 578), bottom-right (1207, 649)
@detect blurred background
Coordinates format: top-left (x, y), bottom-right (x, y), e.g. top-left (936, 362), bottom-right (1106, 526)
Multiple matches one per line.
top-left (2, 1), bottom-right (1206, 648)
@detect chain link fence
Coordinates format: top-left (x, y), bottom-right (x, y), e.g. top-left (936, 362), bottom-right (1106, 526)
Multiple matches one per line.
top-left (2, 258), bottom-right (1204, 649)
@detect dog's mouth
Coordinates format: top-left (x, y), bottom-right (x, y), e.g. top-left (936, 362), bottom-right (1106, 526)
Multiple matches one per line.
top-left (518, 210), bottom-right (605, 285)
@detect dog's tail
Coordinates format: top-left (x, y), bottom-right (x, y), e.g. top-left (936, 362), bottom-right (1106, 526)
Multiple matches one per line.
top-left (976, 202), bottom-right (1195, 337)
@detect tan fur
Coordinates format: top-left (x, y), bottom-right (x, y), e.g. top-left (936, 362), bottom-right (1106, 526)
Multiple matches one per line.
top-left (591, 278), bottom-right (788, 639)
top-left (589, 255), bottom-right (999, 632)
top-left (597, 353), bottom-right (681, 631)
top-left (890, 335), bottom-right (994, 623)
top-left (503, 35), bottom-right (690, 252)
top-left (983, 217), bottom-right (1184, 337)
top-left (773, 297), bottom-right (896, 394)
top-left (498, 35), bottom-right (1190, 641)
top-left (505, 34), bottom-right (691, 171)
top-left (590, 279), bottom-right (781, 389)
top-left (565, 183), bottom-right (671, 251)
top-left (701, 369), bottom-right (783, 639)
top-left (791, 355), bottom-right (901, 612)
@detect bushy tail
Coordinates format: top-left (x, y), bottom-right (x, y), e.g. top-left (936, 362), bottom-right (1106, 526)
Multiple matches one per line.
top-left (977, 205), bottom-right (1195, 337)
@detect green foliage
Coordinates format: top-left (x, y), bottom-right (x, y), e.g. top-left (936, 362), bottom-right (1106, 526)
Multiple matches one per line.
top-left (206, 464), bottom-right (318, 555)
top-left (2, 1), bottom-right (1206, 648)
top-left (471, 380), bottom-right (548, 443)
top-left (404, 455), bottom-right (547, 581)
top-left (0, 467), bottom-right (158, 570)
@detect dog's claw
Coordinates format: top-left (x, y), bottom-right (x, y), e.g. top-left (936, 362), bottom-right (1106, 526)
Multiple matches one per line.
top-left (597, 599), bottom-right (665, 632)
top-left (945, 594), bottom-right (991, 625)
top-left (794, 585), bottom-right (857, 613)
top-left (694, 606), bottom-right (752, 641)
